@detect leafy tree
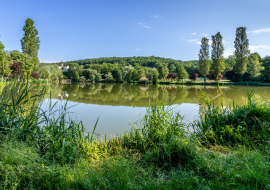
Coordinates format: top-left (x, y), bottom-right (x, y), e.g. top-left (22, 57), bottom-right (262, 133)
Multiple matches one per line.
top-left (148, 68), bottom-right (159, 83)
top-left (122, 65), bottom-right (134, 82)
top-left (10, 62), bottom-right (23, 81)
top-left (198, 37), bottom-right (210, 79)
top-left (167, 73), bottom-right (177, 80)
top-left (169, 64), bottom-right (176, 73)
top-left (224, 55), bottom-right (236, 72)
top-left (177, 65), bottom-right (188, 82)
top-left (0, 42), bottom-right (11, 81)
top-left (94, 72), bottom-right (102, 82)
top-left (208, 71), bottom-right (223, 81)
top-left (247, 53), bottom-right (264, 79)
top-left (80, 76), bottom-right (86, 83)
top-left (189, 73), bottom-right (198, 81)
top-left (82, 70), bottom-right (91, 79)
top-left (111, 68), bottom-right (122, 82)
top-left (31, 72), bottom-right (41, 79)
top-left (105, 72), bottom-right (114, 82)
top-left (225, 70), bottom-right (235, 81)
top-left (72, 71), bottom-right (80, 82)
top-left (21, 18), bottom-right (40, 69)
top-left (234, 27), bottom-right (250, 79)
top-left (211, 32), bottom-right (225, 80)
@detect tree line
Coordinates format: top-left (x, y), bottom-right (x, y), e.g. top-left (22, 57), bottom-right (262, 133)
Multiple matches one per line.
top-left (0, 18), bottom-right (63, 83)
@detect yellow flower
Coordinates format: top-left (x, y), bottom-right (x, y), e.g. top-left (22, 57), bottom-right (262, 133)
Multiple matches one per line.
top-left (58, 155), bottom-right (60, 156)
top-left (42, 164), bottom-right (44, 168)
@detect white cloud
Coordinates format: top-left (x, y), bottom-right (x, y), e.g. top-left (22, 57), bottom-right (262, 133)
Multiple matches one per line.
top-left (191, 32), bottom-right (196, 35)
top-left (136, 49), bottom-right (140, 51)
top-left (249, 45), bottom-right (270, 52)
top-left (138, 22), bottom-right (151, 28)
top-left (223, 48), bottom-right (234, 58)
top-left (40, 60), bottom-right (62, 63)
top-left (223, 41), bottom-right (230, 45)
top-left (151, 14), bottom-right (161, 18)
top-left (202, 33), bottom-right (208, 37)
top-left (247, 28), bottom-right (270, 34)
top-left (187, 39), bottom-right (199, 42)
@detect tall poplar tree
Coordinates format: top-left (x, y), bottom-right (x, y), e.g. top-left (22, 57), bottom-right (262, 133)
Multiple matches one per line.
top-left (234, 27), bottom-right (250, 79)
top-left (21, 18), bottom-right (40, 69)
top-left (211, 32), bottom-right (225, 80)
top-left (198, 37), bottom-right (210, 79)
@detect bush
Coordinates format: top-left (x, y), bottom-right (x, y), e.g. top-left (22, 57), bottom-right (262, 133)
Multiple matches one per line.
top-left (138, 77), bottom-right (149, 84)
top-left (189, 73), bottom-right (198, 81)
top-left (194, 90), bottom-right (270, 148)
top-left (167, 73), bottom-right (177, 80)
top-left (31, 72), bottom-right (41, 79)
top-left (208, 71), bottom-right (223, 81)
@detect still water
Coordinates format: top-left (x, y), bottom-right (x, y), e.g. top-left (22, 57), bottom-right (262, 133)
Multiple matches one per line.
top-left (40, 83), bottom-right (270, 137)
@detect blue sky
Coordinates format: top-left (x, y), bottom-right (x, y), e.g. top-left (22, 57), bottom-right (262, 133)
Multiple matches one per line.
top-left (1, 0), bottom-right (270, 62)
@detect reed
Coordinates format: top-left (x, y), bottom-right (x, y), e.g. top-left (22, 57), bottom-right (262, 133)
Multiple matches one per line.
top-left (0, 83), bottom-right (270, 189)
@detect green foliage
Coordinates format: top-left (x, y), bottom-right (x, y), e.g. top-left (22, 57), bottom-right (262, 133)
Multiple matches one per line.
top-left (198, 37), bottom-right (210, 78)
top-left (234, 27), bottom-right (250, 76)
top-left (224, 55), bottom-right (236, 72)
top-left (248, 53), bottom-right (264, 79)
top-left (80, 76), bottom-right (86, 83)
top-left (111, 68), bottom-right (122, 82)
top-left (122, 65), bottom-right (134, 82)
top-left (194, 90), bottom-right (270, 148)
top-left (148, 68), bottom-right (159, 83)
top-left (211, 32), bottom-right (225, 80)
top-left (177, 65), bottom-right (188, 81)
top-left (104, 72), bottom-right (114, 82)
top-left (20, 18), bottom-right (40, 69)
top-left (72, 71), bottom-right (80, 82)
top-left (0, 84), bottom-right (270, 189)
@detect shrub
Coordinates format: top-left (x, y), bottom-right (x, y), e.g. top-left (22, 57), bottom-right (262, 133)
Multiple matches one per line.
top-left (208, 71), bottom-right (223, 81)
top-left (225, 70), bottom-right (235, 81)
top-left (189, 73), bottom-right (198, 81)
top-left (138, 77), bottom-right (149, 84)
top-left (31, 72), bottom-right (41, 79)
top-left (167, 73), bottom-right (177, 80)
top-left (194, 90), bottom-right (270, 148)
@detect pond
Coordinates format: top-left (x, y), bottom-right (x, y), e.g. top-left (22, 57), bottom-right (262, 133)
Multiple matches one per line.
top-left (40, 83), bottom-right (270, 138)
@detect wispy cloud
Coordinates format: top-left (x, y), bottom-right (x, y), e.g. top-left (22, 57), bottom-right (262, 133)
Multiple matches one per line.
top-left (250, 45), bottom-right (270, 51)
top-left (187, 39), bottom-right (199, 42)
top-left (136, 49), bottom-right (140, 51)
top-left (151, 14), bottom-right (161, 18)
top-left (40, 60), bottom-right (62, 63)
top-left (202, 33), bottom-right (208, 37)
top-left (247, 28), bottom-right (270, 34)
top-left (224, 48), bottom-right (234, 58)
top-left (191, 32), bottom-right (196, 35)
top-left (138, 22), bottom-right (151, 28)
top-left (185, 38), bottom-right (215, 45)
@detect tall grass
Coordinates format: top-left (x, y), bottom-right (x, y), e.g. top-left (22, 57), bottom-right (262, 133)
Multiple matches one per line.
top-left (0, 83), bottom-right (270, 189)
top-left (193, 88), bottom-right (270, 149)
top-left (0, 83), bottom-right (98, 164)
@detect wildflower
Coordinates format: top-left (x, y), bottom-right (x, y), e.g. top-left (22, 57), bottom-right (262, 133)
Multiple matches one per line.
top-left (42, 164), bottom-right (44, 168)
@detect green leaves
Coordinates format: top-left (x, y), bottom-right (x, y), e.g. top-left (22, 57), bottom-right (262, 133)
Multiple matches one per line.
top-left (211, 32), bottom-right (225, 80)
top-left (234, 27), bottom-right (250, 76)
top-left (199, 37), bottom-right (210, 78)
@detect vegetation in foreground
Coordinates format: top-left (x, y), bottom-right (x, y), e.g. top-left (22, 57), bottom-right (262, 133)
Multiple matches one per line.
top-left (0, 84), bottom-right (270, 189)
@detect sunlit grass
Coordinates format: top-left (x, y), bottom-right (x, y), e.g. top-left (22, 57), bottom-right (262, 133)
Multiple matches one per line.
top-left (0, 83), bottom-right (269, 189)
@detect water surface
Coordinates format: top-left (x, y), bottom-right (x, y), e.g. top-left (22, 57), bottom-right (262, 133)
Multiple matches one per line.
top-left (40, 83), bottom-right (270, 137)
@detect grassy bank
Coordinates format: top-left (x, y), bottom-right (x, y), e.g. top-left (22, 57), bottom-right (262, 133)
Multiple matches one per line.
top-left (159, 80), bottom-right (270, 86)
top-left (0, 84), bottom-right (270, 189)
